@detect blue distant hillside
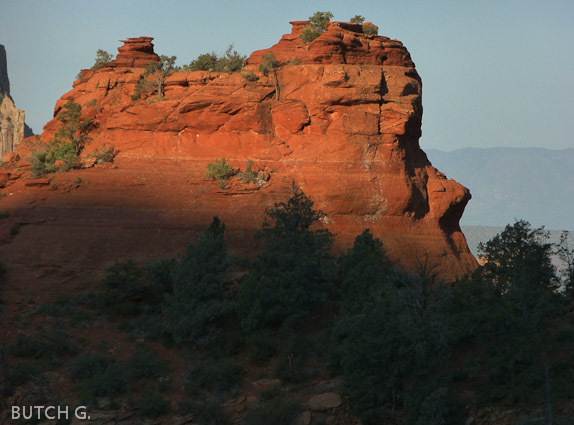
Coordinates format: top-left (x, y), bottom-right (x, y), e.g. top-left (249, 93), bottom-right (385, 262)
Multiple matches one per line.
top-left (426, 147), bottom-right (574, 231)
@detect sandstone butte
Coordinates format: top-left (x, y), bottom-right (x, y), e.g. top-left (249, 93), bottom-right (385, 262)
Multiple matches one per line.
top-left (0, 22), bottom-right (477, 301)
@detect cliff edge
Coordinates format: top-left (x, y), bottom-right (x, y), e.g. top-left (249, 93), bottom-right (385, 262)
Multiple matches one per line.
top-left (0, 23), bottom-right (476, 291)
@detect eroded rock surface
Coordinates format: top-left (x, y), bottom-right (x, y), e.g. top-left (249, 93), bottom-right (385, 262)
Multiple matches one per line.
top-left (2, 24), bottom-right (476, 291)
top-left (0, 44), bottom-right (28, 156)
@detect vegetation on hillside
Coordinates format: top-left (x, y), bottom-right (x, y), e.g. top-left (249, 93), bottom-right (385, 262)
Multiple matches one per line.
top-left (145, 55), bottom-right (177, 99)
top-left (205, 158), bottom-right (267, 188)
top-left (129, 44), bottom-right (245, 102)
top-left (329, 220), bottom-right (574, 424)
top-left (350, 15), bottom-right (365, 24)
top-left (259, 52), bottom-right (281, 100)
top-left (238, 186), bottom-right (334, 332)
top-left (29, 101), bottom-right (93, 175)
top-left (129, 55), bottom-right (177, 101)
top-left (183, 45), bottom-right (246, 73)
top-left (363, 23), bottom-right (379, 35)
top-left (300, 11), bottom-right (333, 43)
top-left (27, 101), bottom-right (116, 176)
top-left (91, 49), bottom-right (114, 71)
top-left (2, 186), bottom-right (573, 424)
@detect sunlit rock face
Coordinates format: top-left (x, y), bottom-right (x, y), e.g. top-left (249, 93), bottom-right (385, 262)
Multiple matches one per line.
top-left (7, 23), bottom-right (476, 286)
top-left (0, 44), bottom-right (27, 157)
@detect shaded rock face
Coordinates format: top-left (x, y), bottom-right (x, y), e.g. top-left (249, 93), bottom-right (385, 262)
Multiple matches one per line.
top-left (0, 45), bottom-right (11, 95)
top-left (0, 45), bottom-right (27, 156)
top-left (11, 26), bottom-right (476, 283)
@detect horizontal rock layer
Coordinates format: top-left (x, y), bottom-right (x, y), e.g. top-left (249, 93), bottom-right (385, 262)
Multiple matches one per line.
top-left (3, 25), bottom-right (476, 287)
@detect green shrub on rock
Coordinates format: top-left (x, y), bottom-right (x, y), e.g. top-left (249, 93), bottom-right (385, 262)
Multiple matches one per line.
top-left (28, 101), bottom-right (91, 175)
top-left (242, 71), bottom-right (259, 82)
top-left (90, 143), bottom-right (116, 163)
top-left (206, 158), bottom-right (234, 182)
top-left (239, 160), bottom-right (265, 185)
top-left (300, 11), bottom-right (333, 43)
top-left (186, 45), bottom-right (246, 73)
top-left (187, 52), bottom-right (219, 71)
top-left (91, 49), bottom-right (114, 71)
top-left (300, 27), bottom-right (320, 43)
top-left (363, 24), bottom-right (379, 35)
top-left (144, 55), bottom-right (177, 99)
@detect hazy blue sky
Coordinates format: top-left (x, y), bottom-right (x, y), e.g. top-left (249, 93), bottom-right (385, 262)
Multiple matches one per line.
top-left (1, 0), bottom-right (573, 151)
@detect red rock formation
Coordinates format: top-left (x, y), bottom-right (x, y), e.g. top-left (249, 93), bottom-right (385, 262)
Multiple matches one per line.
top-left (247, 21), bottom-right (414, 66)
top-left (109, 36), bottom-right (159, 68)
top-left (1, 24), bottom-right (477, 291)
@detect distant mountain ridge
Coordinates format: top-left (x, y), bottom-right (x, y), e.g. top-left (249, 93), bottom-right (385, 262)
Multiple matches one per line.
top-left (426, 147), bottom-right (574, 231)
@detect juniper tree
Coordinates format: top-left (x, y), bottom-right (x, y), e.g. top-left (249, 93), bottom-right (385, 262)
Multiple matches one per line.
top-left (91, 49), bottom-right (114, 70)
top-left (259, 52), bottom-right (280, 100)
top-left (300, 11), bottom-right (333, 43)
top-left (144, 55), bottom-right (177, 99)
top-left (237, 186), bottom-right (334, 331)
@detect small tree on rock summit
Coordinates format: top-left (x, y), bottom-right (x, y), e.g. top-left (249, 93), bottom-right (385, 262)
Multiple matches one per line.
top-left (300, 11), bottom-right (333, 43)
top-left (144, 55), bottom-right (177, 99)
top-left (259, 52), bottom-right (280, 101)
top-left (91, 50), bottom-right (114, 71)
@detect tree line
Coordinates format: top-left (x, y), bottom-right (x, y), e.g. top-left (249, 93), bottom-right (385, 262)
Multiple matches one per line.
top-left (87, 187), bottom-right (574, 423)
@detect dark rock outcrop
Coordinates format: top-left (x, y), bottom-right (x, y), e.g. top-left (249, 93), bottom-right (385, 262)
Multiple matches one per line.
top-left (0, 44), bottom-right (29, 156)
